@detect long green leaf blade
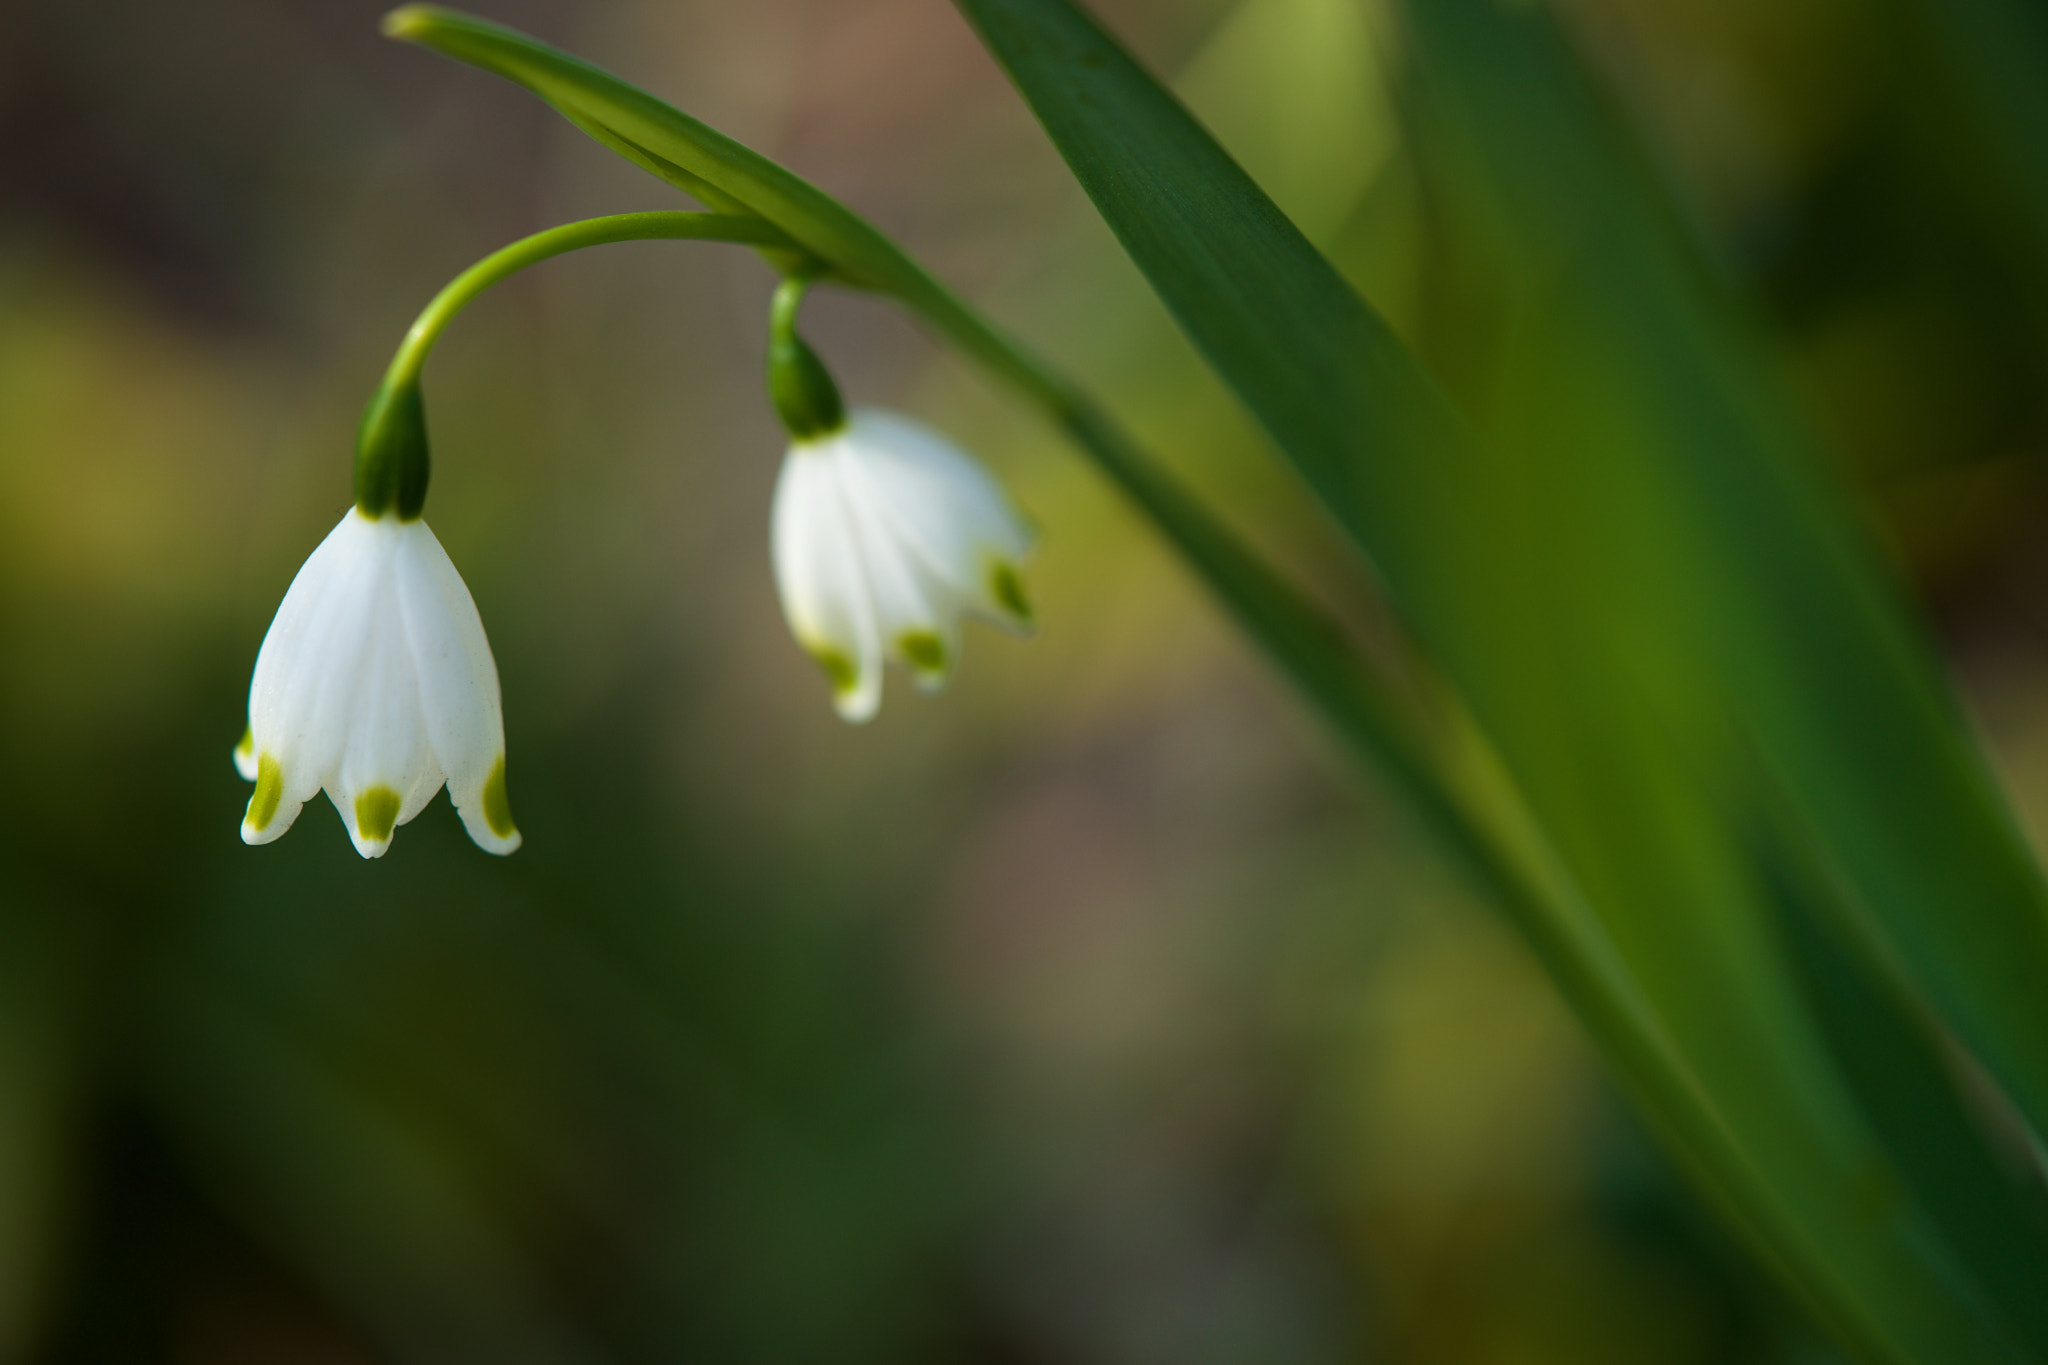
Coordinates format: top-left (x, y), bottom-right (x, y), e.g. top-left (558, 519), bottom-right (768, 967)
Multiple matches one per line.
top-left (948, 0), bottom-right (2048, 1360)
top-left (1387, 5), bottom-right (2048, 1334)
top-left (1767, 833), bottom-right (2048, 1361)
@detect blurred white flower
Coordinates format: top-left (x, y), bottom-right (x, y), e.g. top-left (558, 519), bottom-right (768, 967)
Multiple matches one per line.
top-left (771, 408), bottom-right (1035, 722)
top-left (234, 508), bottom-right (520, 858)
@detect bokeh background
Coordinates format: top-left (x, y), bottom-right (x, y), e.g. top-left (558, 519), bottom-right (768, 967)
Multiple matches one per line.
top-left (5, 0), bottom-right (2048, 1360)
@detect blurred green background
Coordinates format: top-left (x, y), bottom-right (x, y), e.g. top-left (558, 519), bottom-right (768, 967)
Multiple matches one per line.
top-left (4, 0), bottom-right (2048, 1360)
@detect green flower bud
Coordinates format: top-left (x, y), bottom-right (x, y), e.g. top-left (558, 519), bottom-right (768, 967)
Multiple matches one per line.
top-left (355, 376), bottom-right (432, 521)
top-left (766, 275), bottom-right (846, 443)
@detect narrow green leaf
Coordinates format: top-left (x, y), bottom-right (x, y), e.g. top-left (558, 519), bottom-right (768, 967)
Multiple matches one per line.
top-left (1903, 0), bottom-right (2048, 254)
top-left (1388, 6), bottom-right (2048, 1335)
top-left (1765, 831), bottom-right (2048, 1362)
top-left (948, 0), bottom-right (1470, 622)
top-left (385, 6), bottom-right (952, 302)
top-left (949, 0), bottom-right (2048, 1360)
top-left (381, 9), bottom-right (1083, 425)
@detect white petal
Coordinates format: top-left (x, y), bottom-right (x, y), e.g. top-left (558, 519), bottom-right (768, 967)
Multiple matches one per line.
top-left (287, 517), bottom-right (397, 801)
top-left (829, 446), bottom-right (963, 691)
top-left (837, 409), bottom-right (1035, 628)
top-left (330, 597), bottom-right (440, 858)
top-left (243, 514), bottom-right (353, 843)
top-left (772, 445), bottom-right (882, 721)
top-left (242, 510), bottom-right (390, 843)
top-left (395, 519), bottom-right (520, 855)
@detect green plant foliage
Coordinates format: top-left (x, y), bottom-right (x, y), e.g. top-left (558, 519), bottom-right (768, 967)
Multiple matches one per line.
top-left (381, 7), bottom-right (2048, 1358)
top-left (947, 0), bottom-right (2048, 1361)
top-left (14, 2), bottom-right (2048, 1359)
top-left (376, 4), bottom-right (1503, 939)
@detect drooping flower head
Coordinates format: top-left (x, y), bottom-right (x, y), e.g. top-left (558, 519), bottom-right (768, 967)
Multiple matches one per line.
top-left (235, 375), bottom-right (518, 858)
top-left (770, 408), bottom-right (1036, 722)
top-left (763, 277), bottom-right (1035, 721)
top-left (236, 509), bottom-right (519, 857)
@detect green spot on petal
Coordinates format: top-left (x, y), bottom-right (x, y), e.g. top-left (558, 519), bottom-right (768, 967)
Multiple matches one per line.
top-left (246, 755), bottom-right (283, 832)
top-left (898, 630), bottom-right (947, 674)
top-left (482, 756), bottom-right (517, 840)
top-left (354, 786), bottom-right (402, 845)
top-left (808, 644), bottom-right (859, 695)
top-left (990, 562), bottom-right (1033, 623)
top-left (234, 727), bottom-right (254, 761)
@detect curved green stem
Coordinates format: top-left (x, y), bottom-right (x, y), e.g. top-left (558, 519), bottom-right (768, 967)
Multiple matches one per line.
top-left (383, 210), bottom-right (801, 393)
top-left (355, 210), bottom-right (803, 519)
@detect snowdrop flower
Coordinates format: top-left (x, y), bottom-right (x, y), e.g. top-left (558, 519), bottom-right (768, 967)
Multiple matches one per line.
top-left (234, 506), bottom-right (520, 858)
top-left (763, 277), bottom-right (1035, 721)
top-left (771, 408), bottom-right (1036, 722)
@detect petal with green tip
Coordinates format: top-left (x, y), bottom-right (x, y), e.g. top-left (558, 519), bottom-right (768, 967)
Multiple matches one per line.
top-left (235, 508), bottom-right (516, 858)
top-left (772, 444), bottom-right (883, 722)
top-left (768, 408), bottom-right (1035, 720)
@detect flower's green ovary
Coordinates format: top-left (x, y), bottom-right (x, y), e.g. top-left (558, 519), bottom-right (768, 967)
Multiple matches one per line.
top-left (355, 210), bottom-right (803, 519)
top-left (766, 275), bottom-right (846, 441)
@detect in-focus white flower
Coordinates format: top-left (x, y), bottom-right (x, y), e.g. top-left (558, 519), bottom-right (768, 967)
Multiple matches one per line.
top-left (234, 507), bottom-right (520, 858)
top-left (771, 408), bottom-right (1036, 722)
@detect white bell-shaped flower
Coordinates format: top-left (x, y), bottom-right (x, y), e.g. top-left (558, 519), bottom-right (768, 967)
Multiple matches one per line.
top-left (771, 408), bottom-right (1036, 722)
top-left (234, 507), bottom-right (520, 858)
